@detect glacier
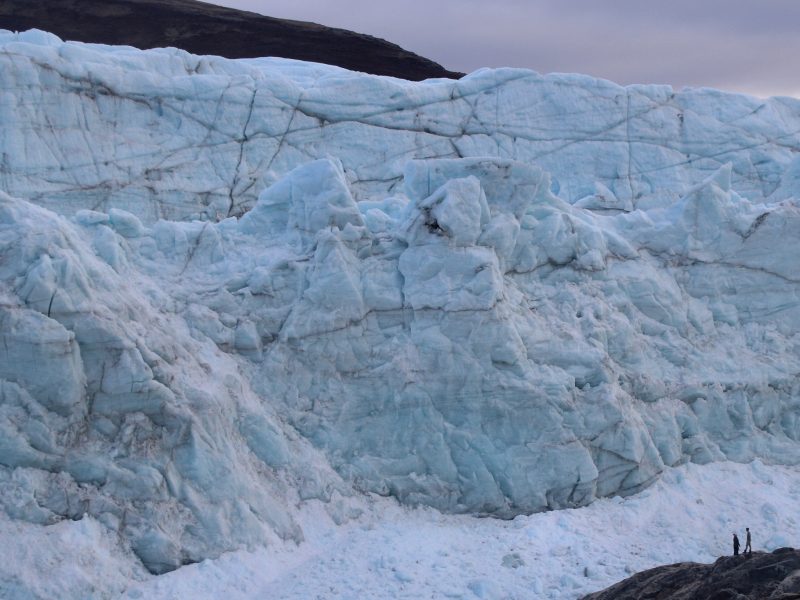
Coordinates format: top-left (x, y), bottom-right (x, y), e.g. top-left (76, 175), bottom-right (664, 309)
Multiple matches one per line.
top-left (1, 28), bottom-right (799, 578)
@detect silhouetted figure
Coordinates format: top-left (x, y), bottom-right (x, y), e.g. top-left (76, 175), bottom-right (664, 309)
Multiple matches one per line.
top-left (733, 533), bottom-right (740, 556)
top-left (745, 527), bottom-right (752, 555)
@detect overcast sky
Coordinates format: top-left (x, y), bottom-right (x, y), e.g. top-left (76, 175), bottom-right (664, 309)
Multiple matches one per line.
top-left (212, 0), bottom-right (799, 98)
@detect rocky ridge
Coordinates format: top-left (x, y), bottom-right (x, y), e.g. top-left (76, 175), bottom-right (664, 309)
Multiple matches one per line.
top-left (582, 548), bottom-right (800, 600)
top-left (0, 0), bottom-right (463, 80)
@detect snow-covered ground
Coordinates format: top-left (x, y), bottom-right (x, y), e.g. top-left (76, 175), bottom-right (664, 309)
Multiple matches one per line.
top-left (4, 461), bottom-right (797, 599)
top-left (119, 461), bottom-right (800, 599)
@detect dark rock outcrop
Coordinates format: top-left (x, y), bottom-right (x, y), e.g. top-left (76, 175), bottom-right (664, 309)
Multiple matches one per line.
top-left (582, 549), bottom-right (800, 600)
top-left (0, 0), bottom-right (463, 80)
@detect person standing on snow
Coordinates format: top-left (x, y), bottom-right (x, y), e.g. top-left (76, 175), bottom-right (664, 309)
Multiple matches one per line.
top-left (745, 527), bottom-right (752, 555)
top-left (733, 532), bottom-right (740, 556)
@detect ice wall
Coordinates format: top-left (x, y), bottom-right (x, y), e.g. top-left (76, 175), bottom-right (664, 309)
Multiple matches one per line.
top-left (2, 29), bottom-right (800, 222)
top-left (0, 190), bottom-right (357, 573)
top-left (1, 29), bottom-right (799, 573)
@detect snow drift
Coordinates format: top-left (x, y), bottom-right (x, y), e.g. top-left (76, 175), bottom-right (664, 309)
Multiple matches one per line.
top-left (1, 29), bottom-right (799, 574)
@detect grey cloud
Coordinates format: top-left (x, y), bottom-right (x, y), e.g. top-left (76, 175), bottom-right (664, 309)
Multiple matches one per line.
top-left (215, 0), bottom-right (800, 97)
top-left (542, 0), bottom-right (800, 33)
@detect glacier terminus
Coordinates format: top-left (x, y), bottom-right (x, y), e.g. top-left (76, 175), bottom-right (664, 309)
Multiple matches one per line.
top-left (0, 28), bottom-right (799, 584)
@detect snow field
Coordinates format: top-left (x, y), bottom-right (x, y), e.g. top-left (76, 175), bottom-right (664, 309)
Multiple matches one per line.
top-left (115, 461), bottom-right (799, 599)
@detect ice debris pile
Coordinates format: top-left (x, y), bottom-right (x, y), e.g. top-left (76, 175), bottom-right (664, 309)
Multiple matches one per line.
top-left (1, 29), bottom-right (799, 574)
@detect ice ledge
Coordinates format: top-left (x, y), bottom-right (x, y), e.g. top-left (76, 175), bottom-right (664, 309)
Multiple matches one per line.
top-left (1, 28), bottom-right (798, 224)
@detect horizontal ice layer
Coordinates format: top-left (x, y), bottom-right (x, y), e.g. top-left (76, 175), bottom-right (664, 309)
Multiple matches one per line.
top-left (1, 29), bottom-right (800, 576)
top-left (1, 29), bottom-right (800, 223)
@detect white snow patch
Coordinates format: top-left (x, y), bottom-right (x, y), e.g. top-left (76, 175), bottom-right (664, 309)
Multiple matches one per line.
top-left (112, 461), bottom-right (799, 600)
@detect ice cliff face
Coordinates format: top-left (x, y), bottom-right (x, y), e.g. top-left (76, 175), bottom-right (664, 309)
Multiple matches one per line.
top-left (1, 29), bottom-right (799, 573)
top-left (3, 30), bottom-right (800, 223)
